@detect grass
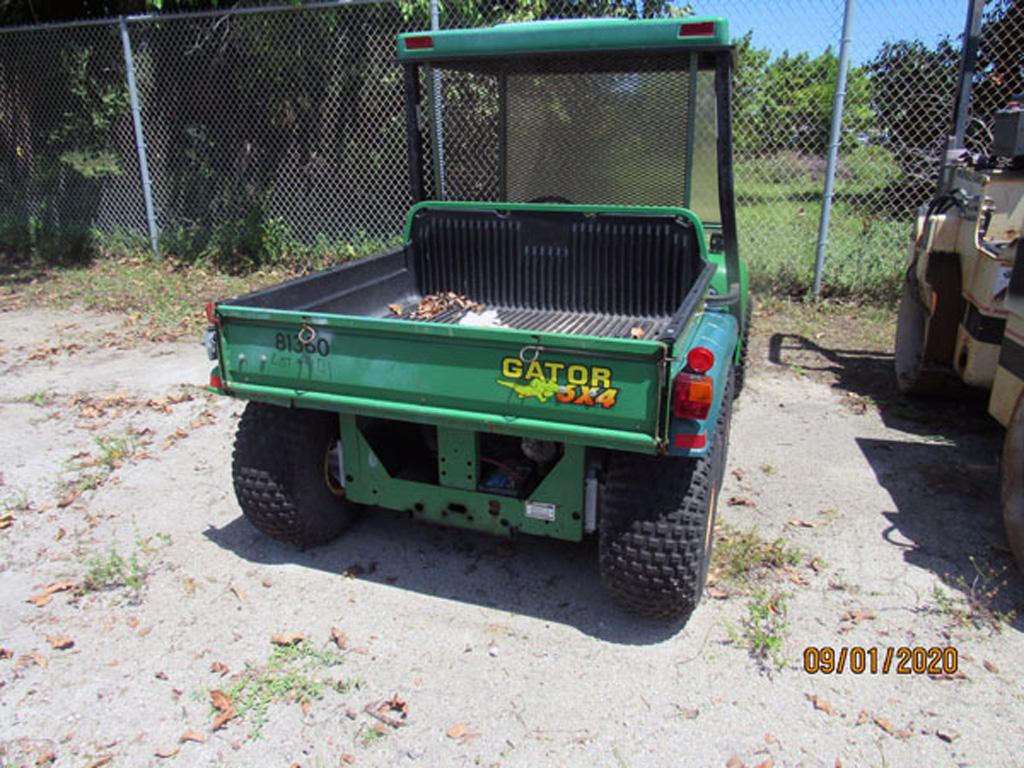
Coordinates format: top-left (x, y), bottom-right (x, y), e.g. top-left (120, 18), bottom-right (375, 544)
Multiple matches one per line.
top-left (731, 590), bottom-right (790, 671)
top-left (82, 543), bottom-right (145, 595)
top-left (218, 640), bottom-right (349, 738)
top-left (736, 148), bottom-right (909, 303)
top-left (712, 523), bottom-right (803, 587)
top-left (94, 432), bottom-right (137, 471)
top-left (12, 389), bottom-right (53, 407)
top-left (1, 488), bottom-right (30, 513)
top-left (931, 557), bottom-right (1017, 632)
top-left (2, 256), bottom-right (285, 340)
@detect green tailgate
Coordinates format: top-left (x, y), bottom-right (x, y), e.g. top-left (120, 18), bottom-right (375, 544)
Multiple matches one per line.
top-left (217, 307), bottom-right (670, 453)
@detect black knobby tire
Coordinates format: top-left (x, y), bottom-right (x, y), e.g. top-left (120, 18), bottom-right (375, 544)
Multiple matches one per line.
top-left (598, 370), bottom-right (734, 621)
top-left (232, 402), bottom-right (361, 548)
top-left (734, 298), bottom-right (752, 396)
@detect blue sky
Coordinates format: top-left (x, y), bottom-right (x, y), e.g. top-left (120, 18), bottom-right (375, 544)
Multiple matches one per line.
top-left (708, 0), bottom-right (968, 63)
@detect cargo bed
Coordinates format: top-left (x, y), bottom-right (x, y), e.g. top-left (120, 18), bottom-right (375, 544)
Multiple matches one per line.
top-left (229, 204), bottom-right (711, 343)
top-left (214, 204), bottom-right (713, 452)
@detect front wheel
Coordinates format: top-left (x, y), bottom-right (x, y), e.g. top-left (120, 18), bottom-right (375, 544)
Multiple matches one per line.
top-left (598, 370), bottom-right (732, 621)
top-left (232, 402), bottom-right (363, 548)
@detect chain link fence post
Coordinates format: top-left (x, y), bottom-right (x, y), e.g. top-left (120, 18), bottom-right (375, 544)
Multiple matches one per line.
top-left (812, 0), bottom-right (855, 298)
top-left (118, 16), bottom-right (159, 259)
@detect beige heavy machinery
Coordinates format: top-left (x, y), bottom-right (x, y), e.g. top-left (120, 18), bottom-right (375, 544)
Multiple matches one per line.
top-left (894, 96), bottom-right (1024, 569)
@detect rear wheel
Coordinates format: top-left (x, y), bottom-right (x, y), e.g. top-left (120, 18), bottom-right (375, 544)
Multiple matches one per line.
top-left (734, 298), bottom-right (752, 396)
top-left (1002, 395), bottom-right (1024, 573)
top-left (232, 402), bottom-right (362, 548)
top-left (598, 369), bottom-right (733, 621)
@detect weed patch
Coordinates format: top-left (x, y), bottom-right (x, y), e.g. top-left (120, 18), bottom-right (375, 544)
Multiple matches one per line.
top-left (712, 524), bottom-right (803, 588)
top-left (729, 590), bottom-right (790, 671)
top-left (217, 640), bottom-right (350, 738)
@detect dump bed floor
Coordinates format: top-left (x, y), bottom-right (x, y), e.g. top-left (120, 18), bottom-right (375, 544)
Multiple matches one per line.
top-left (395, 302), bottom-right (670, 339)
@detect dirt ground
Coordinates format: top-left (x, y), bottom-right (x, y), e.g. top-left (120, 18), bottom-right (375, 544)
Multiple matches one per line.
top-left (1, 303), bottom-right (1022, 768)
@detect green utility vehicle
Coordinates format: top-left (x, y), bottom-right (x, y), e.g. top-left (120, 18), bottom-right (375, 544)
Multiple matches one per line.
top-left (204, 17), bottom-right (749, 621)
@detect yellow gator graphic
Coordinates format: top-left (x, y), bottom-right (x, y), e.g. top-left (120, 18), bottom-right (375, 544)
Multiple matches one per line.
top-left (497, 357), bottom-right (619, 408)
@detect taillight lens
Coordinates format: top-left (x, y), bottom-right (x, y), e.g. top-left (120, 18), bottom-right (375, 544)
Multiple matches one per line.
top-left (205, 302), bottom-right (218, 325)
top-left (679, 21), bottom-right (716, 37)
top-left (210, 372), bottom-right (223, 390)
top-left (686, 346), bottom-right (715, 374)
top-left (673, 372), bottom-right (714, 419)
top-left (404, 35), bottom-right (434, 50)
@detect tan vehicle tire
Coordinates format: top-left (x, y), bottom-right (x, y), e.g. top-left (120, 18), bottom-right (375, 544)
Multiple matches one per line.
top-left (1002, 394), bottom-right (1024, 572)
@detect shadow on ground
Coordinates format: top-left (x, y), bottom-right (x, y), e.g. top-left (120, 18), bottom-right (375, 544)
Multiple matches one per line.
top-left (205, 511), bottom-right (686, 646)
top-left (767, 331), bottom-right (1023, 628)
top-left (858, 436), bottom-right (1024, 632)
top-left (767, 331), bottom-right (993, 440)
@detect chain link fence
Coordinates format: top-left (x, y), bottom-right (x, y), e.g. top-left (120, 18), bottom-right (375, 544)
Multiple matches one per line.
top-left (0, 0), bottom-right (1019, 295)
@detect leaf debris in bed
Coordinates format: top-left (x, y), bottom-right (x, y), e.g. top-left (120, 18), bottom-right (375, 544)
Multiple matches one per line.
top-left (391, 292), bottom-right (485, 320)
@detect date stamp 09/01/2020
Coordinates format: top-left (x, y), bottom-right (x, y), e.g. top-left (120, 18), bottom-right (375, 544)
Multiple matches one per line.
top-left (803, 646), bottom-right (959, 675)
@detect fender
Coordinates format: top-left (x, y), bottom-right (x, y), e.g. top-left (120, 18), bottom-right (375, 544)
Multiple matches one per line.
top-left (667, 309), bottom-right (739, 458)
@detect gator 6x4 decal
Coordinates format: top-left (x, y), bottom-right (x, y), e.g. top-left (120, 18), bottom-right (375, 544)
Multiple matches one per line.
top-left (497, 357), bottom-right (619, 408)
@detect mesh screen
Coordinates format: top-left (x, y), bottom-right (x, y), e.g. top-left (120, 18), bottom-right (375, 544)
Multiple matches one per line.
top-left (427, 58), bottom-right (693, 208)
top-left (506, 65), bottom-right (690, 206)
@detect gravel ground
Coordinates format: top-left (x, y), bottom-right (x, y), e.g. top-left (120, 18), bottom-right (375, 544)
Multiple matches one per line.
top-left (1, 306), bottom-right (1022, 768)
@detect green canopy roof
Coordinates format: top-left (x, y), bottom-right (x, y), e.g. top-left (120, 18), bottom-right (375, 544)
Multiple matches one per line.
top-left (395, 17), bottom-right (731, 62)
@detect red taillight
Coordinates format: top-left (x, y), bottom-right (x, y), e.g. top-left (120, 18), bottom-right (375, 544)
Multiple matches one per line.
top-left (205, 302), bottom-right (218, 325)
top-left (674, 432), bottom-right (707, 449)
top-left (686, 346), bottom-right (715, 374)
top-left (679, 21), bottom-right (715, 37)
top-left (404, 35), bottom-right (434, 50)
top-left (210, 372), bottom-right (223, 390)
top-left (673, 372), bottom-right (714, 419)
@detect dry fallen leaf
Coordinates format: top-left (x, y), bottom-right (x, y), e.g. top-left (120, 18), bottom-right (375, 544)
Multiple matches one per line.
top-left (844, 610), bottom-right (875, 623)
top-left (340, 754), bottom-right (357, 765)
top-left (725, 756), bottom-right (746, 768)
top-left (85, 756), bottom-right (113, 768)
top-left (211, 661), bottom-right (230, 676)
top-left (302, 699), bottom-right (312, 717)
top-left (0, 648), bottom-right (12, 660)
top-left (46, 635), bottom-right (74, 650)
top-left (57, 490), bottom-right (80, 508)
top-left (630, 326), bottom-right (645, 339)
top-left (874, 716), bottom-right (895, 735)
top-left (787, 519), bottom-right (817, 528)
top-left (211, 689), bottom-right (233, 712)
top-left (446, 723), bottom-right (468, 740)
top-left (731, 468), bottom-right (745, 481)
top-left (213, 709), bottom-right (236, 731)
top-left (179, 729), bottom-right (207, 744)
top-left (727, 496), bottom-right (756, 508)
top-left (806, 693), bottom-right (835, 715)
top-left (270, 631), bottom-right (304, 646)
top-left (211, 688), bottom-right (238, 728)
top-left (230, 585), bottom-right (246, 603)
top-left (35, 750), bottom-right (56, 765)
top-left (154, 747), bottom-right (180, 759)
top-left (0, 513), bottom-right (14, 529)
top-left (29, 652), bottom-right (48, 669)
top-left (936, 728), bottom-right (960, 743)
top-left (330, 627), bottom-right (348, 650)
top-left (753, 760), bottom-right (775, 768)
top-left (983, 660), bottom-right (999, 674)
top-left (27, 580), bottom-right (78, 607)
top-left (387, 303), bottom-right (403, 315)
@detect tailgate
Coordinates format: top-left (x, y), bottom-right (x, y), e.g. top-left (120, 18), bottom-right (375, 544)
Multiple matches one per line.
top-left (215, 307), bottom-right (669, 453)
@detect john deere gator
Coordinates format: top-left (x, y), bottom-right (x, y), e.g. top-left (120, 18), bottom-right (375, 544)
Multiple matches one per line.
top-left (203, 17), bottom-right (750, 621)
